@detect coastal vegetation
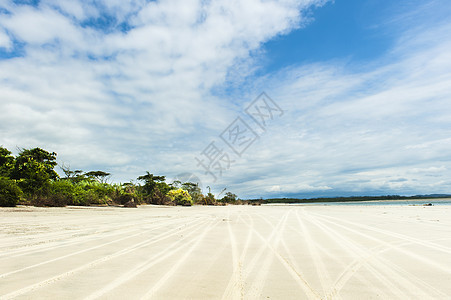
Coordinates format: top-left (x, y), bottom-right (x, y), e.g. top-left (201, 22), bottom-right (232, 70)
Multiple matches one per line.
top-left (0, 146), bottom-right (239, 207)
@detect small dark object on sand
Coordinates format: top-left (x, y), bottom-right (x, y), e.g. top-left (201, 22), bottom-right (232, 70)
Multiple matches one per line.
top-left (124, 199), bottom-right (137, 208)
top-left (423, 203), bottom-right (433, 206)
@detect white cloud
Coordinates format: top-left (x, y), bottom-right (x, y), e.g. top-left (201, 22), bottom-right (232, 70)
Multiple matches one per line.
top-left (225, 19), bottom-right (451, 197)
top-left (0, 28), bottom-right (11, 49)
top-left (0, 0), bottom-right (450, 198)
top-left (0, 0), bottom-right (326, 188)
top-left (1, 6), bottom-right (83, 45)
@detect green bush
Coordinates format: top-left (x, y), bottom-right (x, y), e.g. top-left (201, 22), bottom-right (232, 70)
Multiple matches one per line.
top-left (0, 177), bottom-right (23, 207)
top-left (42, 180), bottom-right (115, 206)
top-left (48, 180), bottom-right (75, 205)
top-left (76, 181), bottom-right (112, 205)
top-left (167, 188), bottom-right (193, 206)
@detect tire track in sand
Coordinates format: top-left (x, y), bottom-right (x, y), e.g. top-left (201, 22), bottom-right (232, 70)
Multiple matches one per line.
top-left (295, 209), bottom-right (333, 297)
top-left (246, 211), bottom-right (291, 298)
top-left (0, 216), bottom-right (147, 252)
top-left (311, 212), bottom-right (451, 275)
top-left (311, 212), bottom-right (451, 255)
top-left (272, 210), bottom-right (352, 300)
top-left (304, 211), bottom-right (448, 299)
top-left (332, 238), bottom-right (450, 300)
top-left (140, 219), bottom-right (221, 299)
top-left (85, 218), bottom-right (216, 299)
top-left (252, 211), bottom-right (325, 298)
top-left (0, 216), bottom-right (170, 259)
top-left (303, 210), bottom-right (411, 299)
top-left (0, 216), bottom-right (209, 300)
top-left (297, 213), bottom-right (408, 299)
top-left (221, 211), bottom-right (254, 300)
top-left (240, 211), bottom-right (321, 300)
top-left (0, 216), bottom-right (191, 280)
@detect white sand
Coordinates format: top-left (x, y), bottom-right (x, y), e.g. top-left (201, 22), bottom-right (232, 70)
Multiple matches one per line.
top-left (1, 204), bottom-right (450, 299)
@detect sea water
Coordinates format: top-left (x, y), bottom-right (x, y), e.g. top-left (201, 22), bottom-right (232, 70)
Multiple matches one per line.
top-left (297, 199), bottom-right (451, 206)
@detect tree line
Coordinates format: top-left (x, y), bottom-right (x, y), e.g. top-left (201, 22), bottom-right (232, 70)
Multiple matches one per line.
top-left (0, 146), bottom-right (239, 207)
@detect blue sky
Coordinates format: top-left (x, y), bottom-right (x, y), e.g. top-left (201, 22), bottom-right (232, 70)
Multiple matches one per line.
top-left (1, 0), bottom-right (451, 198)
top-left (262, 0), bottom-right (393, 71)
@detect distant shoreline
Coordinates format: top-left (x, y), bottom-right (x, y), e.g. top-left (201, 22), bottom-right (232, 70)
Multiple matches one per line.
top-left (244, 195), bottom-right (451, 205)
top-left (263, 198), bottom-right (451, 206)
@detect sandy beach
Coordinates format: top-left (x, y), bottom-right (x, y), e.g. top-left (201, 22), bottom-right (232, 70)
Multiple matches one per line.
top-left (1, 204), bottom-right (450, 299)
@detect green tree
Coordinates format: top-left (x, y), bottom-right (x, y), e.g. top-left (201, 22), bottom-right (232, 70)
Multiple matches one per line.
top-left (221, 192), bottom-right (238, 204)
top-left (156, 181), bottom-right (174, 195)
top-left (60, 165), bottom-right (85, 183)
top-left (137, 172), bottom-right (166, 195)
top-left (11, 148), bottom-right (59, 196)
top-left (0, 146), bottom-right (15, 178)
top-left (181, 182), bottom-right (203, 203)
top-left (84, 171), bottom-right (111, 183)
top-left (170, 180), bottom-right (182, 189)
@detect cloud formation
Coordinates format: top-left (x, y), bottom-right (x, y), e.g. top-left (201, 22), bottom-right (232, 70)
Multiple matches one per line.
top-left (228, 5), bottom-right (451, 197)
top-left (1, 0), bottom-right (450, 198)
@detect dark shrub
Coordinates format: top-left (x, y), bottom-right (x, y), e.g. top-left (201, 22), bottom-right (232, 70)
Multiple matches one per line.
top-left (151, 189), bottom-right (174, 205)
top-left (32, 194), bottom-right (66, 207)
top-left (116, 193), bottom-right (134, 205)
top-left (123, 199), bottom-right (137, 207)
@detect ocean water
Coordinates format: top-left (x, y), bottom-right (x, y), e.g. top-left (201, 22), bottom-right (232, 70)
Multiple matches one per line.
top-left (295, 199), bottom-right (451, 206)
